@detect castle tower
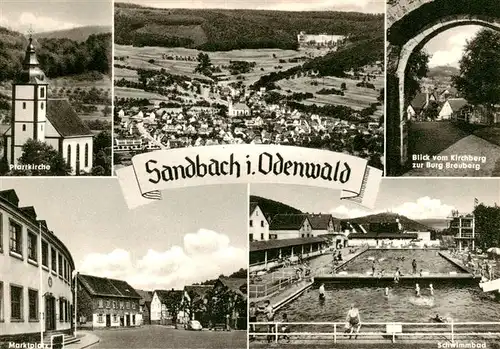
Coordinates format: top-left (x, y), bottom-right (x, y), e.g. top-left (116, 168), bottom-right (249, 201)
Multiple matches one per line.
top-left (11, 35), bottom-right (48, 164)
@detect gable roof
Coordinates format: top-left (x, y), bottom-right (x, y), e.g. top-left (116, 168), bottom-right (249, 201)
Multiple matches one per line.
top-left (20, 206), bottom-right (37, 220)
top-left (47, 98), bottom-right (93, 137)
top-left (78, 274), bottom-right (141, 299)
top-left (269, 213), bottom-right (309, 230)
top-left (307, 214), bottom-right (334, 230)
top-left (135, 289), bottom-right (153, 304)
top-left (154, 289), bottom-right (183, 304)
top-left (249, 202), bottom-right (258, 217)
top-left (0, 189), bottom-right (20, 206)
top-left (447, 98), bottom-right (468, 111)
top-left (410, 93), bottom-right (427, 111)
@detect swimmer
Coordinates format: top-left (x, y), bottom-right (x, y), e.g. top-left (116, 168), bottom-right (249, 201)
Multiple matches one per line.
top-left (384, 287), bottom-right (389, 297)
top-left (415, 283), bottom-right (420, 297)
top-left (394, 267), bottom-right (401, 283)
top-left (429, 283), bottom-right (434, 296)
top-left (371, 260), bottom-right (376, 276)
top-left (431, 313), bottom-right (446, 323)
top-left (319, 283), bottom-right (326, 300)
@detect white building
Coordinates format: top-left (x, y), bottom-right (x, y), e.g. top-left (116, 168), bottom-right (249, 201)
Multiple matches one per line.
top-left (249, 203), bottom-right (269, 241)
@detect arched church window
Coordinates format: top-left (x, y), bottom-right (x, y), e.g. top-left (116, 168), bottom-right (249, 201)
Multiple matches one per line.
top-left (84, 144), bottom-right (89, 167)
top-left (22, 102), bottom-right (26, 110)
top-left (67, 145), bottom-right (71, 166)
top-left (22, 124), bottom-right (26, 131)
top-left (76, 144), bottom-right (80, 173)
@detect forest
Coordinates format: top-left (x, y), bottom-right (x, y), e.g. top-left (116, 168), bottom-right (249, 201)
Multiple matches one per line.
top-left (0, 26), bottom-right (111, 82)
top-left (114, 3), bottom-right (383, 51)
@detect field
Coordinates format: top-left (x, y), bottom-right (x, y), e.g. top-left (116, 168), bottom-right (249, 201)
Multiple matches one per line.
top-left (115, 44), bottom-right (311, 86)
top-left (277, 74), bottom-right (383, 111)
top-left (114, 44), bottom-right (383, 115)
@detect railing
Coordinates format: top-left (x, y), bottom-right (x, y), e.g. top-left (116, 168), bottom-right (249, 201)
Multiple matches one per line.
top-left (249, 276), bottom-right (296, 299)
top-left (249, 321), bottom-right (500, 343)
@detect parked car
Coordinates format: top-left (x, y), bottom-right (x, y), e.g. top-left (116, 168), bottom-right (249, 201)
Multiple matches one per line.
top-left (186, 320), bottom-right (202, 331)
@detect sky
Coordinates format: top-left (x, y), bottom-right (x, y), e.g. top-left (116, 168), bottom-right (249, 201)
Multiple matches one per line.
top-left (251, 178), bottom-right (500, 220)
top-left (116, 0), bottom-right (384, 13)
top-left (0, 179), bottom-right (248, 291)
top-left (423, 25), bottom-right (483, 68)
top-left (0, 0), bottom-right (113, 34)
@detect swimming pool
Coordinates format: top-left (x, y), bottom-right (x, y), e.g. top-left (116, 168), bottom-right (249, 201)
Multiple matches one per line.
top-left (337, 249), bottom-right (466, 275)
top-left (276, 283), bottom-right (500, 323)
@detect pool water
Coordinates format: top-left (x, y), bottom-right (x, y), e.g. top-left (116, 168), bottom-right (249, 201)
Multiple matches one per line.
top-left (276, 284), bottom-right (500, 323)
top-left (338, 249), bottom-right (465, 275)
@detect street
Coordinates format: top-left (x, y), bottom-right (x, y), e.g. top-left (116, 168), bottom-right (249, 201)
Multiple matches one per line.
top-left (91, 325), bottom-right (246, 349)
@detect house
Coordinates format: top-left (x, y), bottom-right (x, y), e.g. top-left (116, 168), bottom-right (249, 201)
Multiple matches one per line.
top-left (438, 98), bottom-right (468, 120)
top-left (135, 290), bottom-right (153, 325)
top-left (181, 285), bottom-right (213, 326)
top-left (269, 213), bottom-right (313, 240)
top-left (228, 99), bottom-right (251, 117)
top-left (249, 202), bottom-right (270, 242)
top-left (307, 213), bottom-right (341, 236)
top-left (77, 274), bottom-right (142, 328)
top-left (407, 92), bottom-right (436, 119)
top-left (2, 37), bottom-right (94, 174)
top-left (150, 289), bottom-right (183, 325)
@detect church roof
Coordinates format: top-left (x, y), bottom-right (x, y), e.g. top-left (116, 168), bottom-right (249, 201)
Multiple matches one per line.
top-left (47, 99), bottom-right (93, 137)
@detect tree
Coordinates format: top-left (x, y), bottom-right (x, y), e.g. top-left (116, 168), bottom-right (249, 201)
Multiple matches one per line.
top-left (194, 53), bottom-right (213, 77)
top-left (165, 291), bottom-right (183, 326)
top-left (11, 139), bottom-right (72, 176)
top-left (474, 204), bottom-right (500, 249)
top-left (102, 105), bottom-right (112, 117)
top-left (453, 29), bottom-right (500, 123)
top-left (341, 82), bottom-right (347, 91)
top-left (405, 50), bottom-right (430, 105)
top-left (423, 100), bottom-right (440, 120)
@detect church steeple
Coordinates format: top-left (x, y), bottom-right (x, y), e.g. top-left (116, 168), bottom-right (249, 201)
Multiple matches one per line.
top-left (18, 35), bottom-right (47, 84)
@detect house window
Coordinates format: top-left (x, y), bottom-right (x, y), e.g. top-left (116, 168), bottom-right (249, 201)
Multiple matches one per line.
top-left (28, 289), bottom-right (38, 321)
top-left (9, 220), bottom-right (22, 256)
top-left (85, 144), bottom-right (89, 167)
top-left (67, 145), bottom-right (71, 166)
top-left (40, 124), bottom-right (43, 132)
top-left (59, 298), bottom-right (64, 322)
top-left (249, 233), bottom-right (253, 241)
top-left (255, 211), bottom-right (259, 216)
top-left (113, 314), bottom-right (117, 322)
top-left (0, 282), bottom-right (4, 322)
top-left (120, 301), bottom-right (124, 309)
top-left (98, 314), bottom-right (103, 323)
top-left (113, 301), bottom-right (116, 309)
top-left (22, 124), bottom-right (26, 131)
top-left (249, 220), bottom-right (253, 227)
top-left (98, 299), bottom-right (103, 308)
top-left (132, 302), bottom-right (135, 310)
top-left (22, 102), bottom-right (26, 109)
top-left (51, 248), bottom-right (57, 272)
top-left (260, 233), bottom-right (264, 240)
top-left (65, 300), bottom-right (69, 322)
top-left (125, 301), bottom-right (129, 309)
top-left (106, 300), bottom-right (110, 308)
top-left (40, 87), bottom-right (45, 98)
top-left (42, 240), bottom-right (48, 267)
top-left (10, 285), bottom-right (23, 321)
top-left (261, 220), bottom-right (264, 227)
top-left (27, 231), bottom-right (37, 262)
top-left (58, 254), bottom-right (63, 276)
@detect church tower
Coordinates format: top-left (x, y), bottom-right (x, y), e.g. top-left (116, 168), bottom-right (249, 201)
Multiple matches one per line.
top-left (11, 35), bottom-right (48, 164)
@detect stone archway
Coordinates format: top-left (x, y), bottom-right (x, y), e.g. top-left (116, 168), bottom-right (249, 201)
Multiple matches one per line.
top-left (386, 0), bottom-right (500, 175)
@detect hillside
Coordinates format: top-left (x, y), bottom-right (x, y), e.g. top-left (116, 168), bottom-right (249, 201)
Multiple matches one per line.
top-left (250, 195), bottom-right (302, 217)
top-left (0, 26), bottom-right (111, 82)
top-left (33, 25), bottom-right (112, 42)
top-left (343, 212), bottom-right (434, 232)
top-left (427, 65), bottom-right (459, 78)
top-left (114, 3), bottom-right (383, 51)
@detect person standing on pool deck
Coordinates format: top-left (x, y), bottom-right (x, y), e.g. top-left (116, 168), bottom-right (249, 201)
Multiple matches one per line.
top-left (415, 283), bottom-right (420, 297)
top-left (372, 260), bottom-right (376, 276)
top-left (429, 283), bottom-right (434, 296)
top-left (262, 300), bottom-right (275, 343)
top-left (345, 304), bottom-right (361, 339)
top-left (412, 259), bottom-right (418, 274)
top-left (319, 283), bottom-right (326, 300)
top-left (249, 302), bottom-right (257, 341)
top-left (394, 267), bottom-right (401, 283)
top-left (384, 287), bottom-right (389, 297)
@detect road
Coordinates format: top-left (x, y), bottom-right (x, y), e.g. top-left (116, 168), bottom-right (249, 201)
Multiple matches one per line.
top-left (91, 325), bottom-right (246, 349)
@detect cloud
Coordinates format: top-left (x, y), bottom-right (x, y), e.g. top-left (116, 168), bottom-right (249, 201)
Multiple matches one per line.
top-left (331, 196), bottom-right (455, 220)
top-left (79, 229), bottom-right (246, 290)
top-left (256, 0), bottom-right (382, 12)
top-left (0, 12), bottom-right (77, 33)
top-left (427, 27), bottom-right (482, 68)
top-left (390, 196), bottom-right (455, 220)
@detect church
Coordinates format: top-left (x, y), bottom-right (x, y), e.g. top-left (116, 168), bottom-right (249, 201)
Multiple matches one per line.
top-left (2, 36), bottom-right (94, 175)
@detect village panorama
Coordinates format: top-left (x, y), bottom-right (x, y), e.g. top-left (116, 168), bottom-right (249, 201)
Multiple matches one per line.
top-left (113, 3), bottom-right (384, 172)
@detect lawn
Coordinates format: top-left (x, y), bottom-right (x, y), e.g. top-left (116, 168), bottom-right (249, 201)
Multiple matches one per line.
top-left (474, 126), bottom-right (500, 147)
top-left (408, 121), bottom-right (472, 156)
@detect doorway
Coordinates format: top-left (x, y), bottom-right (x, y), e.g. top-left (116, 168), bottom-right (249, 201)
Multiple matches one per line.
top-left (45, 296), bottom-right (56, 331)
top-left (106, 314), bottom-right (111, 327)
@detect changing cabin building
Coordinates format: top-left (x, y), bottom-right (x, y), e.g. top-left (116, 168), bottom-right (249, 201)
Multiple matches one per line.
top-left (2, 36), bottom-right (93, 175)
